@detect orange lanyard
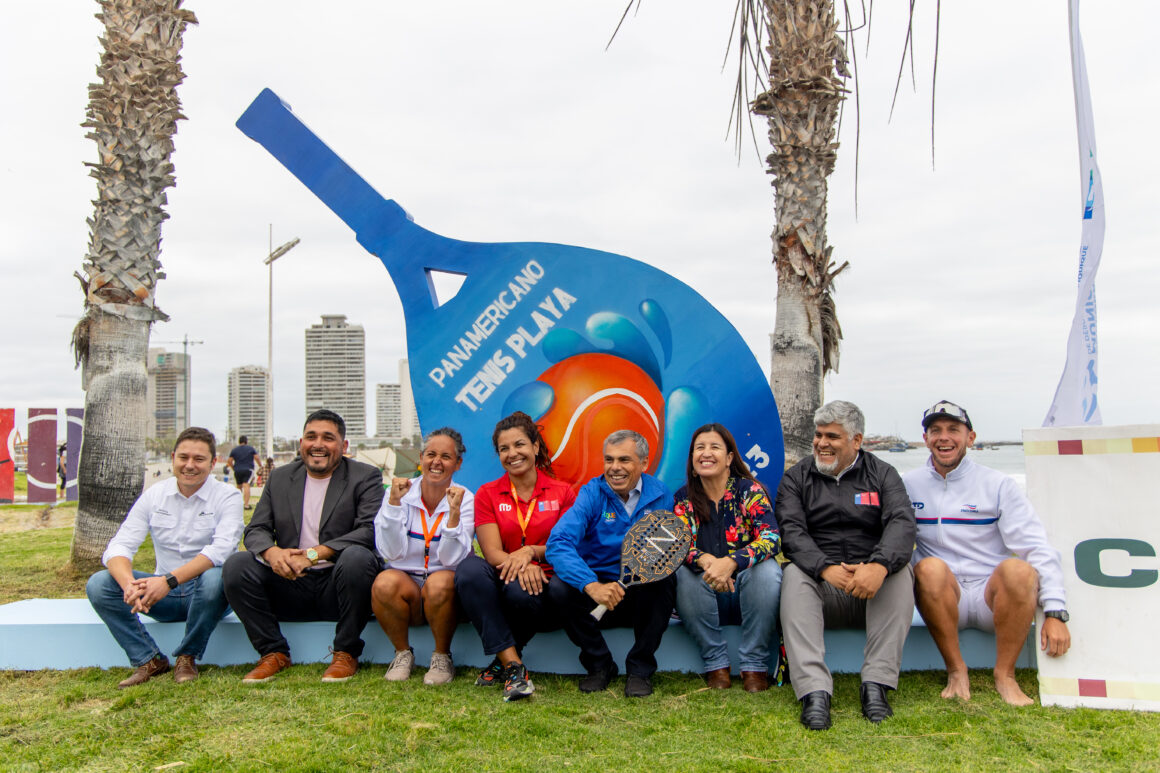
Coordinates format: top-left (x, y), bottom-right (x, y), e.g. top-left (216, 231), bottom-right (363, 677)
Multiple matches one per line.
top-left (419, 502), bottom-right (445, 571)
top-left (509, 481), bottom-right (538, 547)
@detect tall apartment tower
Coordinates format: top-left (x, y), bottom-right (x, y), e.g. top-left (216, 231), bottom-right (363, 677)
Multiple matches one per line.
top-left (227, 366), bottom-right (269, 452)
top-left (375, 383), bottom-right (402, 440)
top-left (399, 358), bottom-right (420, 440)
top-left (305, 314), bottom-right (366, 437)
top-left (146, 348), bottom-right (190, 440)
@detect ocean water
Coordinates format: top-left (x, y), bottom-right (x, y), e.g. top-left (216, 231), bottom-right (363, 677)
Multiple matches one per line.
top-left (875, 445), bottom-right (1027, 491)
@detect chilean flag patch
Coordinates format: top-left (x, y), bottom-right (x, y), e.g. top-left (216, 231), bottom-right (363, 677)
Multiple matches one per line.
top-left (854, 492), bottom-right (880, 506)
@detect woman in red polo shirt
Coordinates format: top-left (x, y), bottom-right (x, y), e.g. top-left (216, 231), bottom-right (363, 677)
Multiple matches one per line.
top-left (454, 411), bottom-right (575, 701)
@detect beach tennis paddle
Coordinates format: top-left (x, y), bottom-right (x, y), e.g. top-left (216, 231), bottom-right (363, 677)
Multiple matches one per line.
top-left (590, 509), bottom-right (692, 621)
top-left (236, 89), bottom-right (785, 497)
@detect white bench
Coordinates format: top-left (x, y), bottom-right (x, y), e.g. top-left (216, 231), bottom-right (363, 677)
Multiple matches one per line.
top-left (0, 598), bottom-right (1033, 674)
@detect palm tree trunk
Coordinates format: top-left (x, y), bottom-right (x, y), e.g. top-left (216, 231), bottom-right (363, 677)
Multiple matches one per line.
top-left (70, 311), bottom-right (152, 564)
top-left (756, 0), bottom-right (848, 465)
top-left (69, 0), bottom-right (196, 570)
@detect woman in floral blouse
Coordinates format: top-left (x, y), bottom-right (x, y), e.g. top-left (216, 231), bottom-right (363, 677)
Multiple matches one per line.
top-left (673, 423), bottom-right (783, 692)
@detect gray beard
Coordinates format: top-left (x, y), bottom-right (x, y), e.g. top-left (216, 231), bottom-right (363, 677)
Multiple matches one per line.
top-left (813, 453), bottom-right (840, 475)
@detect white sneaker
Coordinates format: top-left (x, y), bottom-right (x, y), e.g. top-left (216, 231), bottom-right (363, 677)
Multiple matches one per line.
top-left (423, 652), bottom-right (454, 685)
top-left (384, 648), bottom-right (414, 682)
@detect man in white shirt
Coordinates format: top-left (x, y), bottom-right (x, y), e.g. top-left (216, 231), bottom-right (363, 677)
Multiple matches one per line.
top-left (903, 400), bottom-right (1071, 706)
top-left (86, 427), bottom-right (244, 687)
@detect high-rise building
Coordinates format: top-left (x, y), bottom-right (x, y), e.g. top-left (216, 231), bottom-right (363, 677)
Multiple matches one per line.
top-left (227, 366), bottom-right (269, 452)
top-left (375, 383), bottom-right (402, 439)
top-left (146, 348), bottom-right (190, 440)
top-left (305, 314), bottom-right (366, 437)
top-left (399, 358), bottom-right (420, 440)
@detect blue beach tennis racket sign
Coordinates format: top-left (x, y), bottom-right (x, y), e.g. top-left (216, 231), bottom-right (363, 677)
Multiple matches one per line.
top-left (237, 89), bottom-right (784, 494)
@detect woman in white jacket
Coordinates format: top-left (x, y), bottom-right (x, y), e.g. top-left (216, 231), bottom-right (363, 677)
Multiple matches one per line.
top-left (372, 427), bottom-right (475, 685)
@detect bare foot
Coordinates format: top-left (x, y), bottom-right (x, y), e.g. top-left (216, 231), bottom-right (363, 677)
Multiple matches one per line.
top-left (994, 674), bottom-right (1034, 706)
top-left (941, 668), bottom-right (971, 700)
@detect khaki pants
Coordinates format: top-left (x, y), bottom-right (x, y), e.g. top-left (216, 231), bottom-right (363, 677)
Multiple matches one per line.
top-left (780, 562), bottom-right (915, 699)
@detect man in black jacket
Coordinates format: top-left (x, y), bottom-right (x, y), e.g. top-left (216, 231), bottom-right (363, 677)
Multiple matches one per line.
top-left (223, 409), bottom-right (383, 684)
top-left (776, 401), bottom-right (916, 730)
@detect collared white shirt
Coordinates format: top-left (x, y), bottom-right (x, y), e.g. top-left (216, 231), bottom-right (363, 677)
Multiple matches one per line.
top-left (102, 476), bottom-right (244, 574)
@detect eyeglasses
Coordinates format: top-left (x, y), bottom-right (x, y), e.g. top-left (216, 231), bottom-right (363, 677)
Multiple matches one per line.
top-left (923, 401), bottom-right (972, 429)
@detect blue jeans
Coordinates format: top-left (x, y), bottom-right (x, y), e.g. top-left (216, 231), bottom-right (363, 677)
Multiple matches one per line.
top-left (86, 568), bottom-right (230, 666)
top-left (675, 559), bottom-right (783, 673)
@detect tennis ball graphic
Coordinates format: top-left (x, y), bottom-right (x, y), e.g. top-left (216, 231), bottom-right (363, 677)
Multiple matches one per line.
top-left (535, 353), bottom-right (665, 490)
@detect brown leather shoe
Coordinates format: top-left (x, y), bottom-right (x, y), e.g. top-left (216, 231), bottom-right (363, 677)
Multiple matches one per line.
top-left (242, 652), bottom-right (291, 684)
top-left (321, 650), bottom-right (358, 683)
top-left (118, 655), bottom-right (169, 688)
top-left (705, 667), bottom-right (731, 689)
top-left (174, 655), bottom-right (198, 683)
top-left (741, 670), bottom-right (770, 693)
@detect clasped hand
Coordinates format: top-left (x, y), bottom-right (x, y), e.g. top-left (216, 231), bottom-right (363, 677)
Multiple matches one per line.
top-left (263, 546), bottom-right (313, 580)
top-left (497, 546), bottom-right (536, 584)
top-left (821, 561), bottom-right (888, 599)
top-left (123, 576), bottom-right (170, 614)
top-left (699, 554), bottom-right (738, 593)
top-left (497, 550), bottom-right (546, 595)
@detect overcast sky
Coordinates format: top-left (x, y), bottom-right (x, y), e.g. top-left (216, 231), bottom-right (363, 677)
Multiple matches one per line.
top-left (1, 1), bottom-right (1157, 444)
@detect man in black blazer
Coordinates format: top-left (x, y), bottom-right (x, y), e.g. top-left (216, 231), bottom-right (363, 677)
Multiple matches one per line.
top-left (223, 409), bottom-right (384, 683)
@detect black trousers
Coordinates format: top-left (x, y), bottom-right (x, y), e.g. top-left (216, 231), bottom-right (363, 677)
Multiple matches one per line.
top-left (454, 554), bottom-right (564, 656)
top-left (555, 575), bottom-right (677, 679)
top-left (222, 545), bottom-right (380, 659)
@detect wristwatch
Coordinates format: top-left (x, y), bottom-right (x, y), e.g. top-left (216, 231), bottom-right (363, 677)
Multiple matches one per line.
top-left (164, 572), bottom-right (179, 589)
top-left (1044, 609), bottom-right (1069, 623)
top-left (306, 548), bottom-right (320, 566)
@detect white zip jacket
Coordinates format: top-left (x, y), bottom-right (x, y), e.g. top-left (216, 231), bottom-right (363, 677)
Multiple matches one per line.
top-left (902, 455), bottom-right (1066, 611)
top-left (375, 477), bottom-right (475, 575)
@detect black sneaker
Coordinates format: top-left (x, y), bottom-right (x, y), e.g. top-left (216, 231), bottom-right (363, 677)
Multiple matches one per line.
top-left (475, 657), bottom-right (504, 686)
top-left (578, 662), bottom-right (618, 693)
top-left (624, 674), bottom-right (653, 698)
top-left (502, 662), bottom-right (535, 702)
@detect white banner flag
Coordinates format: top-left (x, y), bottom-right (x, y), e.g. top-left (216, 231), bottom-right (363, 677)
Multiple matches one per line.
top-left (1044, 0), bottom-right (1104, 427)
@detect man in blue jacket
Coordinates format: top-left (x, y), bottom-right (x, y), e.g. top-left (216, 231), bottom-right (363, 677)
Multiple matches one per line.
top-left (546, 430), bottom-right (674, 697)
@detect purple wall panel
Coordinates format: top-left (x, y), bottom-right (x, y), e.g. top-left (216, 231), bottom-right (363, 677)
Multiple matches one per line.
top-left (27, 409), bottom-right (57, 503)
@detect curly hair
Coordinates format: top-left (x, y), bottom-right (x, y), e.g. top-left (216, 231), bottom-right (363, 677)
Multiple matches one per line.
top-left (492, 411), bottom-right (555, 476)
top-left (423, 426), bottom-right (466, 458)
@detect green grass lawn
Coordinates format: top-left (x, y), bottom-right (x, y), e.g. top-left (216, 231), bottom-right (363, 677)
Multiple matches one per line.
top-left (0, 512), bottom-right (150, 603)
top-left (1, 666), bottom-right (1155, 772)
top-left (1, 515), bottom-right (1158, 771)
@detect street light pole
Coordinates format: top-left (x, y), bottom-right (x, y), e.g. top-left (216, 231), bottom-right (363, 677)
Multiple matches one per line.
top-left (264, 225), bottom-right (301, 460)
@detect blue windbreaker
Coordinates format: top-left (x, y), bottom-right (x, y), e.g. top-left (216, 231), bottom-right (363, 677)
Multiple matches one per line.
top-left (546, 473), bottom-right (673, 591)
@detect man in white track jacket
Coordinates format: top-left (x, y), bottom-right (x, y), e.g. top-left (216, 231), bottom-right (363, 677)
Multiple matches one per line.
top-left (902, 400), bottom-right (1070, 706)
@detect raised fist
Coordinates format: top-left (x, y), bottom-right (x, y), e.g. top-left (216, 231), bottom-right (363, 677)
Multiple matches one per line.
top-left (389, 477), bottom-right (413, 505)
top-left (445, 486), bottom-right (465, 511)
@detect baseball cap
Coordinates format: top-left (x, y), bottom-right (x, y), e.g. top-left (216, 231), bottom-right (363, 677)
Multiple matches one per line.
top-left (921, 400), bottom-right (973, 431)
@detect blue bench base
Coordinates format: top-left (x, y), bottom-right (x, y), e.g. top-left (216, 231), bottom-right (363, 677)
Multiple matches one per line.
top-left (0, 599), bottom-right (1034, 674)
